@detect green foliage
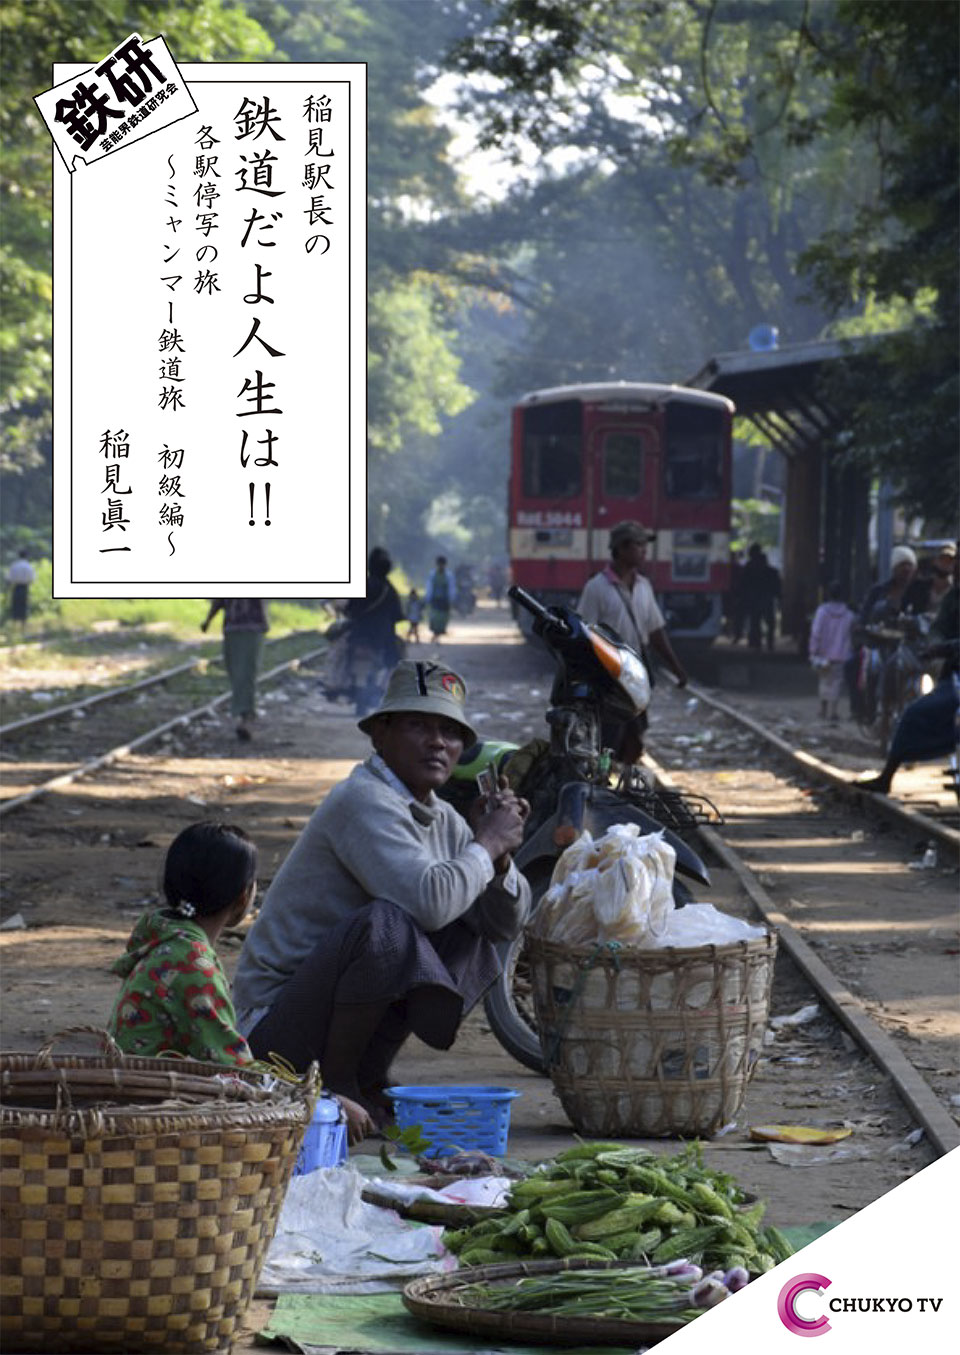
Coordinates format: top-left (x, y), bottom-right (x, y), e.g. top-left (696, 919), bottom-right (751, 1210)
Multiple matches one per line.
top-left (368, 281), bottom-right (474, 454)
top-left (379, 1121), bottom-right (433, 1169)
top-left (731, 498), bottom-right (780, 554)
top-left (796, 0), bottom-right (959, 520)
top-left (450, 0), bottom-right (957, 524)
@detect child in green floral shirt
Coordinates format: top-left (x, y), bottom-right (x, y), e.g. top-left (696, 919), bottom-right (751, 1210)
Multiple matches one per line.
top-left (107, 821), bottom-right (373, 1141)
top-left (108, 822), bottom-right (259, 1065)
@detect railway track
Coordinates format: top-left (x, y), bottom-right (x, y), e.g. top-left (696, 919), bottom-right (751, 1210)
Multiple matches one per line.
top-left (0, 633), bottom-right (329, 815)
top-left (675, 674), bottom-right (959, 852)
top-left (642, 674), bottom-right (959, 1158)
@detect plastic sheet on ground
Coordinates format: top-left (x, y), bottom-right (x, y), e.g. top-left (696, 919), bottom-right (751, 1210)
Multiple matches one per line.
top-left (363, 1174), bottom-right (512, 1210)
top-left (258, 1167), bottom-right (456, 1295)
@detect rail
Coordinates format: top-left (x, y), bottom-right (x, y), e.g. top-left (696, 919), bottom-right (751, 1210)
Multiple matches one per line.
top-left (0, 646), bottom-right (326, 818)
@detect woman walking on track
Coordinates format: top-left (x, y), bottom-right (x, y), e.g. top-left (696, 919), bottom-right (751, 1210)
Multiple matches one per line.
top-left (201, 599), bottom-right (269, 741)
top-left (425, 555), bottom-right (452, 642)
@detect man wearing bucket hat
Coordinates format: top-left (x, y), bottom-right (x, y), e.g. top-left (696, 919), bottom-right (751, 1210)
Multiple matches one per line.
top-left (233, 660), bottom-right (530, 1126)
top-left (576, 520), bottom-right (688, 763)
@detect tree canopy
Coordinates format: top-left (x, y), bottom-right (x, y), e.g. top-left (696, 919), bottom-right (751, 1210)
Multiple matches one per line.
top-left (2, 0), bottom-right (956, 571)
top-left (450, 0), bottom-right (958, 522)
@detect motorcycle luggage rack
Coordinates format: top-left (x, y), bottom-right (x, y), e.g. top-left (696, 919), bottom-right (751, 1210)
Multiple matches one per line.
top-left (635, 786), bottom-right (723, 833)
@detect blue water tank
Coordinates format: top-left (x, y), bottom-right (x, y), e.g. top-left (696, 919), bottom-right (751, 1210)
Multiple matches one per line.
top-left (748, 324), bottom-right (779, 352)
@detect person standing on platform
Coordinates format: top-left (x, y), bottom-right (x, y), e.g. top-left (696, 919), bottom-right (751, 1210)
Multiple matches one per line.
top-left (577, 520), bottom-right (688, 763)
top-left (725, 550), bottom-right (745, 643)
top-left (742, 544), bottom-right (778, 650)
top-left (761, 551), bottom-right (781, 651)
top-left (808, 582), bottom-right (856, 722)
top-left (201, 599), bottom-right (269, 742)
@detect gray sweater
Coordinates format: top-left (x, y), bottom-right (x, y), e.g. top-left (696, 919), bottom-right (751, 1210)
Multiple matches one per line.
top-left (233, 758), bottom-right (531, 1014)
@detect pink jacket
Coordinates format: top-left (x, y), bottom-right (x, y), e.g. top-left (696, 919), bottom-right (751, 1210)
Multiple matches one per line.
top-left (809, 601), bottom-right (855, 663)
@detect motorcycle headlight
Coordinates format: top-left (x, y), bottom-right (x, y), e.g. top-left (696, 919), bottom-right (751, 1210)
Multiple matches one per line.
top-left (618, 646), bottom-right (651, 713)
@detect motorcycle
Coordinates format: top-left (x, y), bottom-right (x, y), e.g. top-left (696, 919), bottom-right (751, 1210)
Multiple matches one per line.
top-left (858, 612), bottom-right (935, 752)
top-left (442, 584), bottom-right (717, 1073)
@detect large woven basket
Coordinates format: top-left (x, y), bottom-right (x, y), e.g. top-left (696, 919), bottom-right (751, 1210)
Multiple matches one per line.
top-left (0, 1029), bottom-right (315, 1353)
top-left (528, 931), bottom-right (777, 1137)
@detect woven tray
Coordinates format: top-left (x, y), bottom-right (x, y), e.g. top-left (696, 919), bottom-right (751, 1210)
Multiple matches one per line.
top-left (403, 1258), bottom-right (689, 1346)
top-left (0, 1028), bottom-right (316, 1354)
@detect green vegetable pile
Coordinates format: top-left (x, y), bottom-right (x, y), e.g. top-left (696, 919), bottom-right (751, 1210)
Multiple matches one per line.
top-left (443, 1141), bottom-right (794, 1275)
top-left (458, 1264), bottom-right (708, 1322)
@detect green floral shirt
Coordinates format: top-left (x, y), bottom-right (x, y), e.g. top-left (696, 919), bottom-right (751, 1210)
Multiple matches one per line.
top-left (107, 910), bottom-right (252, 1066)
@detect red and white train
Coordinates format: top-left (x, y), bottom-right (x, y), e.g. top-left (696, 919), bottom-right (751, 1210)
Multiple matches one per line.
top-left (508, 382), bottom-right (735, 640)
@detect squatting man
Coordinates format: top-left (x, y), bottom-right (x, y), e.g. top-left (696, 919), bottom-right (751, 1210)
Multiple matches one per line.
top-left (233, 660), bottom-right (532, 1126)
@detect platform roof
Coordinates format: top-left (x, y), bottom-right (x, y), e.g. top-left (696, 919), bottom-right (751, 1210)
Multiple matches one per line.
top-left (687, 335), bottom-right (883, 455)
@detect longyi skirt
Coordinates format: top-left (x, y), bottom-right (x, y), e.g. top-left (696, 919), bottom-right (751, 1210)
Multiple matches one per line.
top-left (246, 898), bottom-right (501, 1075)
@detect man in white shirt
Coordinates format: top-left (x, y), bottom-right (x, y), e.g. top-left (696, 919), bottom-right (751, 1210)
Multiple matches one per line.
top-left (6, 550), bottom-right (36, 628)
top-left (577, 520), bottom-right (688, 762)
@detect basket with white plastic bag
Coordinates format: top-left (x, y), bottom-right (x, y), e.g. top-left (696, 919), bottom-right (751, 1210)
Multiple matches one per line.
top-left (526, 825), bottom-right (776, 1137)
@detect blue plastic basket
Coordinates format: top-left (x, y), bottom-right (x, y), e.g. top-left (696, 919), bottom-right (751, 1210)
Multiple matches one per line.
top-left (294, 1094), bottom-right (348, 1174)
top-left (385, 1085), bottom-right (520, 1156)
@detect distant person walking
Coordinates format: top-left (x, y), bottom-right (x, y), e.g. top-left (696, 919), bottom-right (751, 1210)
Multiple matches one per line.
top-left (6, 550), bottom-right (36, 629)
top-left (343, 548), bottom-right (404, 717)
top-left (406, 588), bottom-right (423, 644)
top-left (808, 582), bottom-right (856, 722)
top-left (425, 555), bottom-right (452, 642)
top-left (201, 599), bottom-right (269, 742)
top-left (488, 560), bottom-right (507, 604)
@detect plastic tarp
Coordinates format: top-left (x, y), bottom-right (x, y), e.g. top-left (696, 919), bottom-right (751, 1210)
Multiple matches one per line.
top-left (258, 1166), bottom-right (455, 1295)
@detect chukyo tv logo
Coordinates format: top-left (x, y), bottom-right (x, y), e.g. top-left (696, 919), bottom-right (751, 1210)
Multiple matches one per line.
top-left (777, 1274), bottom-right (945, 1337)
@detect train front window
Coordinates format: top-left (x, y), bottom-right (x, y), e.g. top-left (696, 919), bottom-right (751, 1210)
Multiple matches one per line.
top-left (602, 431), bottom-right (645, 498)
top-left (521, 400), bottom-right (583, 499)
top-left (664, 402), bottom-right (724, 500)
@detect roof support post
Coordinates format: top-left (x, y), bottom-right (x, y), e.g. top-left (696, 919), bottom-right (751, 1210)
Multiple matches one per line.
top-left (782, 439), bottom-right (823, 642)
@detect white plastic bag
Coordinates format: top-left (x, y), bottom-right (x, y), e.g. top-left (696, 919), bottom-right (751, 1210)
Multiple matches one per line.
top-left (646, 903), bottom-right (767, 949)
top-left (532, 826), bottom-right (678, 946)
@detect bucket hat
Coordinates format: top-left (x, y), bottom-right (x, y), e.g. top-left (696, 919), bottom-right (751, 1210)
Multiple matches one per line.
top-left (357, 660), bottom-right (477, 744)
top-left (609, 520), bottom-right (655, 552)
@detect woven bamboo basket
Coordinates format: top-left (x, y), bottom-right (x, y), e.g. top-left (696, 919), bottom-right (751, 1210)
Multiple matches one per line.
top-left (0, 1029), bottom-right (316, 1354)
top-left (528, 931), bottom-right (777, 1137)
